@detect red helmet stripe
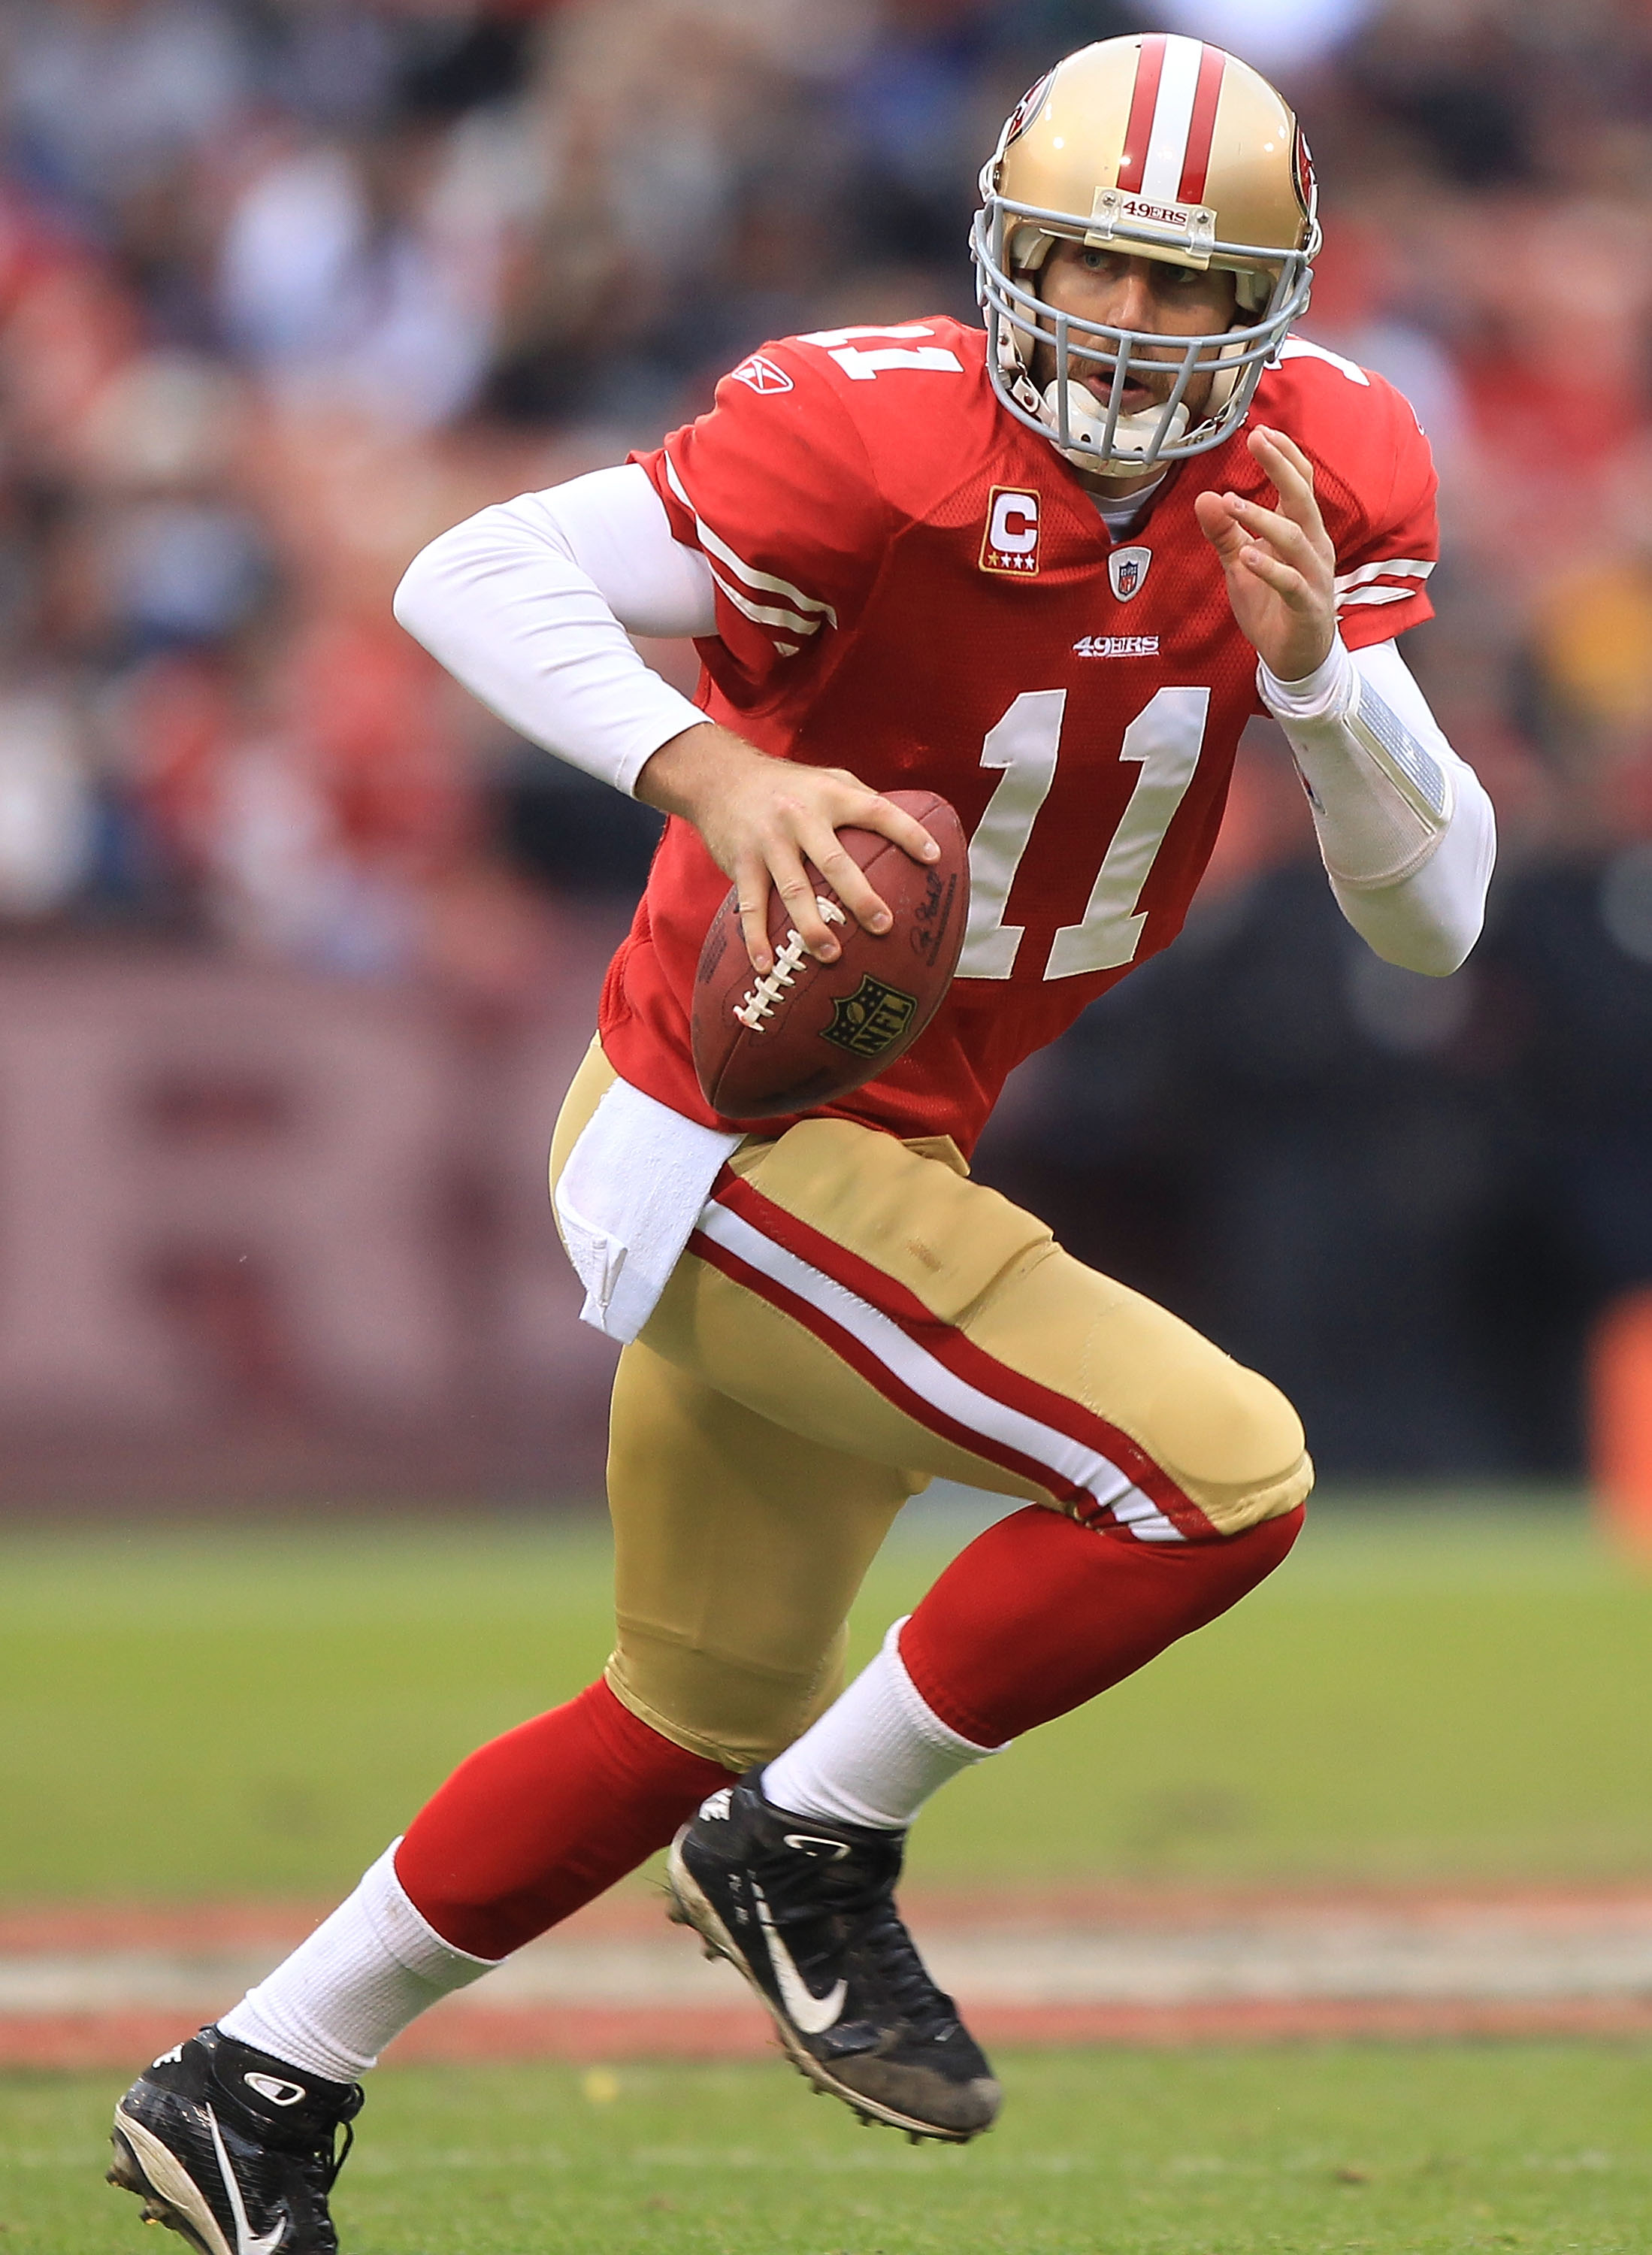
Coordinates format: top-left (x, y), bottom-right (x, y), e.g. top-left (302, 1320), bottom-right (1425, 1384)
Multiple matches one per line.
top-left (1177, 44), bottom-right (1227, 203)
top-left (1116, 34), bottom-right (1166, 196)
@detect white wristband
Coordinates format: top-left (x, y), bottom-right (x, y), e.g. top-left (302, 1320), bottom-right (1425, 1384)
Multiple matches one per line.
top-left (1257, 636), bottom-right (1355, 722)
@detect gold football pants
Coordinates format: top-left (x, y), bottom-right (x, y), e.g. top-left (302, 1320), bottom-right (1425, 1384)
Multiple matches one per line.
top-left (550, 1041), bottom-right (1312, 1772)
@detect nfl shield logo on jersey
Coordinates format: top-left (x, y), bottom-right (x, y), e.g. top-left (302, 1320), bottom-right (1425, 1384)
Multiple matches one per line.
top-left (979, 486), bottom-right (1041, 576)
top-left (1109, 545), bottom-right (1151, 601)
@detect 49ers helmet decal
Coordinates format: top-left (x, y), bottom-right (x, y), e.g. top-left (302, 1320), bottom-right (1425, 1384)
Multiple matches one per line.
top-left (972, 35), bottom-right (1321, 476)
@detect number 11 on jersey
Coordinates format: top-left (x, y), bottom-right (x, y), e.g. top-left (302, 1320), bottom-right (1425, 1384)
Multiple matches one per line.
top-left (957, 685), bottom-right (1212, 981)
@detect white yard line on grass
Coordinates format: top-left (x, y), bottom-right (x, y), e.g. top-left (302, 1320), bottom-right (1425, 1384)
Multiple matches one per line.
top-left (8, 1892), bottom-right (1652, 2019)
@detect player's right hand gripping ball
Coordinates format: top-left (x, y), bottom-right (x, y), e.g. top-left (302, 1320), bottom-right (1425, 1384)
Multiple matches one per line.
top-left (691, 788), bottom-right (968, 1120)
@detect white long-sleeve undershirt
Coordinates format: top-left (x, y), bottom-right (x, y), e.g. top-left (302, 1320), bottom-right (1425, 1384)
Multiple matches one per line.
top-left (393, 462), bottom-right (1494, 976)
top-left (394, 465), bottom-right (713, 798)
top-left (1258, 634), bottom-right (1495, 976)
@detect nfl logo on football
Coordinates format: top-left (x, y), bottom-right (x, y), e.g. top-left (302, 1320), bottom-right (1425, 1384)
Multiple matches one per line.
top-left (979, 486), bottom-right (1040, 576)
top-left (1109, 545), bottom-right (1151, 601)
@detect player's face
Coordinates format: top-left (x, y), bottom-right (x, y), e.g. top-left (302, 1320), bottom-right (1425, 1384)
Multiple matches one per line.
top-left (1035, 244), bottom-right (1239, 428)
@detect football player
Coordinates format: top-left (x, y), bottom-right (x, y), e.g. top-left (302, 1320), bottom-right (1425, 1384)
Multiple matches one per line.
top-left (110, 36), bottom-right (1493, 2249)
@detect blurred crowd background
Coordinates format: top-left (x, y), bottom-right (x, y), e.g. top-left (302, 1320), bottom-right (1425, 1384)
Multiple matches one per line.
top-left (2, 0), bottom-right (1650, 1503)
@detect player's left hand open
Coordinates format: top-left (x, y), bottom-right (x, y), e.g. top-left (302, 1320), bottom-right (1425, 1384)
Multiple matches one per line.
top-left (1194, 426), bottom-right (1336, 684)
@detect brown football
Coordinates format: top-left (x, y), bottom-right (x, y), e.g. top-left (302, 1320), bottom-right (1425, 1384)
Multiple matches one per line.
top-left (691, 788), bottom-right (969, 1121)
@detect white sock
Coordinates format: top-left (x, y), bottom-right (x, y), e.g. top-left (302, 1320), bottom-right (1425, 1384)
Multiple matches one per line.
top-left (761, 1618), bottom-right (1006, 1833)
top-left (218, 1842), bottom-right (498, 2082)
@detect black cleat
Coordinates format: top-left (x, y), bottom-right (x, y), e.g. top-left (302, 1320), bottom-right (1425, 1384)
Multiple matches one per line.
top-left (667, 1774), bottom-right (1000, 2143)
top-left (108, 2025), bottom-right (363, 2255)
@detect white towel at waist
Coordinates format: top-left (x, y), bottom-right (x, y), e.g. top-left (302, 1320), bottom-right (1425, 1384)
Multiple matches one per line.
top-left (552, 1074), bottom-right (743, 1342)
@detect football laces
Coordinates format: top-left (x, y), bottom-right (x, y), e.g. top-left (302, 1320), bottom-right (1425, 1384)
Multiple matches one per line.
top-left (734, 897), bottom-right (846, 1033)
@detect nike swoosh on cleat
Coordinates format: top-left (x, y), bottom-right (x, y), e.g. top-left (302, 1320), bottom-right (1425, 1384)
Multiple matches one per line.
top-left (207, 2105), bottom-right (287, 2255)
top-left (751, 1882), bottom-right (847, 2035)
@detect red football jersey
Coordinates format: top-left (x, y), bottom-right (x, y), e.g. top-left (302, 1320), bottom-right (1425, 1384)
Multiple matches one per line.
top-left (604, 318), bottom-right (1437, 1154)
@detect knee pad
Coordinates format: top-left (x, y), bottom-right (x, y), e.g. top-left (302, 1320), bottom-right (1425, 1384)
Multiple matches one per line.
top-left (1154, 1357), bottom-right (1312, 1535)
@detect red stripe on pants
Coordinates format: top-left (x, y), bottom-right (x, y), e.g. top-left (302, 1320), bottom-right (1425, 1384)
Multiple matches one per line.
top-left (704, 1175), bottom-right (1214, 1539)
top-left (688, 1224), bottom-right (1097, 1516)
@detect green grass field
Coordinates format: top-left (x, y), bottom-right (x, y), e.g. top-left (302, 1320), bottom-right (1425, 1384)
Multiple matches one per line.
top-left (6, 1495), bottom-right (1652, 2253)
top-left (8, 2046), bottom-right (1652, 2253)
top-left (3, 1492), bottom-right (1650, 1899)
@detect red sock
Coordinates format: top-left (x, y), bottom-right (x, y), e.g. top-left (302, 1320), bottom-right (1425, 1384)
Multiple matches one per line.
top-left (899, 1506), bottom-right (1304, 1747)
top-left (394, 1678), bottom-right (731, 1958)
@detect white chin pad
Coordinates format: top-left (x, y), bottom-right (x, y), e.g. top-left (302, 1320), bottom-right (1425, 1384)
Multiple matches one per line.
top-left (1043, 380), bottom-right (1189, 463)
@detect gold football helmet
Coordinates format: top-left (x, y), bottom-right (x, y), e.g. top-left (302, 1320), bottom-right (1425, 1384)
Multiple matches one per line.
top-left (972, 35), bottom-right (1320, 475)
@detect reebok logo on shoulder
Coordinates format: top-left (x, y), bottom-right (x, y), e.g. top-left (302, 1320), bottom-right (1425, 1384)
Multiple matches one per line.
top-left (698, 1787), bottom-right (734, 1822)
top-left (728, 353), bottom-right (793, 395)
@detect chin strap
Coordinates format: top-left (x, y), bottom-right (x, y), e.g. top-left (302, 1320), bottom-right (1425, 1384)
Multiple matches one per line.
top-left (995, 313), bottom-right (1208, 473)
top-left (997, 323), bottom-right (1043, 418)
top-left (1042, 379), bottom-right (1189, 469)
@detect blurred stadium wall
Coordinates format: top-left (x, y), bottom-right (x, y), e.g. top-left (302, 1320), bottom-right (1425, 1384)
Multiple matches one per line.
top-left (0, 0), bottom-right (1649, 1508)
